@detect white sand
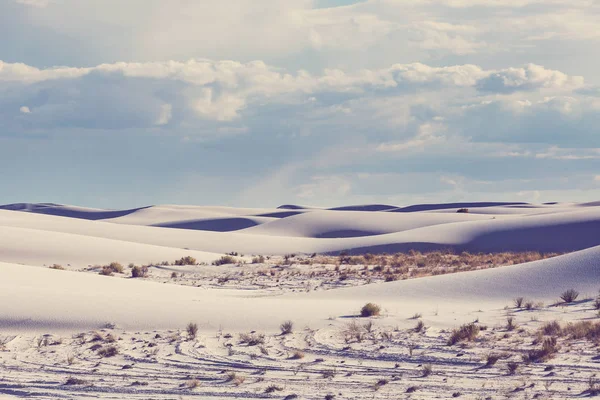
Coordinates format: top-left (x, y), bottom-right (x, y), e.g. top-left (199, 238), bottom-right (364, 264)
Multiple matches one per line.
top-left (1, 201), bottom-right (600, 399)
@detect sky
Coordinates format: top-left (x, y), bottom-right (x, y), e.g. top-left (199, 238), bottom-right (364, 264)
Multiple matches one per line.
top-left (1, 0), bottom-right (600, 208)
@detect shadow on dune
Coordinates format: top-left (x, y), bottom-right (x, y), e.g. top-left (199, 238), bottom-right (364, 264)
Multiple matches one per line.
top-left (327, 204), bottom-right (399, 212)
top-left (330, 220), bottom-right (600, 255)
top-left (153, 217), bottom-right (259, 232)
top-left (388, 202), bottom-right (528, 213)
top-left (0, 203), bottom-right (151, 220)
top-left (316, 230), bottom-right (382, 238)
top-left (277, 204), bottom-right (310, 210)
top-left (254, 211), bottom-right (305, 218)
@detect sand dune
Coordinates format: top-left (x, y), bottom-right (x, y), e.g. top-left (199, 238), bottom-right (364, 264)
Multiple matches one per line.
top-left (2, 202), bottom-right (600, 259)
top-left (1, 244), bottom-right (598, 333)
top-left (2, 201), bottom-right (600, 399)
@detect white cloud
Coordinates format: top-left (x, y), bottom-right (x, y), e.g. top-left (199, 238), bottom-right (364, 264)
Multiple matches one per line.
top-left (15, 0), bottom-right (49, 7)
top-left (19, 106), bottom-right (31, 114)
top-left (155, 104), bottom-right (172, 126)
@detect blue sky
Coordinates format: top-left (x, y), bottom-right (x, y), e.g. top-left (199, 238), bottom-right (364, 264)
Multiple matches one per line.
top-left (1, 0), bottom-right (600, 208)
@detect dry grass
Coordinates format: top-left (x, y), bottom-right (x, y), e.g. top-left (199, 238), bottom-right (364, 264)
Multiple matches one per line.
top-left (448, 323), bottom-right (480, 345)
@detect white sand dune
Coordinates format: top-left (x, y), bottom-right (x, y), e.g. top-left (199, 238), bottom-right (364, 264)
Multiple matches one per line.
top-left (2, 201), bottom-right (600, 399)
top-left (2, 202), bottom-right (600, 259)
top-left (1, 244), bottom-right (598, 333)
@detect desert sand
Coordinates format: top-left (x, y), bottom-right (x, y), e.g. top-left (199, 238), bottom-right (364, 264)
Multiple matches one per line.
top-left (1, 201), bottom-right (599, 399)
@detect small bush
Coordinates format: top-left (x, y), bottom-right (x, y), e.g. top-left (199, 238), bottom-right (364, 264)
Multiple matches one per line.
top-left (187, 322), bottom-right (198, 340)
top-left (447, 323), bottom-right (479, 345)
top-left (131, 265), bottom-right (149, 278)
top-left (226, 371), bottom-right (245, 385)
top-left (239, 332), bottom-right (265, 346)
top-left (290, 350), bottom-right (305, 360)
top-left (506, 316), bottom-right (517, 331)
top-left (213, 255), bottom-right (236, 266)
top-left (514, 297), bottom-right (525, 308)
top-left (108, 262), bottom-right (124, 273)
top-left (524, 337), bottom-right (559, 363)
top-left (252, 255), bottom-right (266, 264)
top-left (99, 266), bottom-right (114, 276)
top-left (265, 384), bottom-right (284, 393)
top-left (506, 362), bottom-right (519, 375)
top-left (50, 264), bottom-right (65, 270)
top-left (280, 320), bottom-right (294, 335)
top-left (360, 303), bottom-right (381, 317)
top-left (65, 376), bottom-right (86, 385)
top-left (484, 353), bottom-right (502, 367)
top-left (171, 271), bottom-right (178, 279)
top-left (560, 289), bottom-right (579, 303)
top-left (541, 321), bottom-right (561, 336)
top-left (175, 256), bottom-right (197, 266)
top-left (97, 345), bottom-right (119, 358)
top-left (414, 320), bottom-right (426, 333)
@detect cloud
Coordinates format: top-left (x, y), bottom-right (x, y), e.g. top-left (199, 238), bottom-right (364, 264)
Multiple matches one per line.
top-left (19, 106), bottom-right (30, 113)
top-left (477, 64), bottom-right (584, 93)
top-left (15, 0), bottom-right (49, 7)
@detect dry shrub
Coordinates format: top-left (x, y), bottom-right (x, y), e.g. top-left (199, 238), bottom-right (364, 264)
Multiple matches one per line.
top-left (131, 265), bottom-right (149, 278)
top-left (280, 320), bottom-right (294, 335)
top-left (414, 320), bottom-right (426, 333)
top-left (360, 303), bottom-right (381, 317)
top-left (343, 320), bottom-right (365, 343)
top-left (213, 255), bottom-right (236, 266)
top-left (175, 256), bottom-right (197, 266)
top-left (514, 297), bottom-right (525, 308)
top-left (252, 255), bottom-right (266, 264)
top-left (265, 384), bottom-right (284, 393)
top-left (540, 321), bottom-right (561, 336)
top-left (97, 345), bottom-right (118, 358)
top-left (187, 322), bottom-right (198, 340)
top-left (447, 323), bottom-right (479, 345)
top-left (226, 371), bottom-right (245, 385)
top-left (523, 337), bottom-right (559, 363)
top-left (108, 262), bottom-right (124, 273)
top-left (239, 332), bottom-right (265, 346)
top-left (290, 350), bottom-right (305, 359)
top-left (562, 320), bottom-right (600, 341)
top-left (506, 361), bottom-right (519, 375)
top-left (560, 289), bottom-right (579, 303)
top-left (50, 264), bottom-right (64, 270)
top-left (65, 376), bottom-right (86, 385)
top-left (506, 316), bottom-right (517, 331)
top-left (99, 266), bottom-right (114, 276)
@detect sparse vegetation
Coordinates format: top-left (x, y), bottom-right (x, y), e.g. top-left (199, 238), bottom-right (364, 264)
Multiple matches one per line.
top-left (523, 337), bottom-right (559, 363)
top-left (187, 322), bottom-right (198, 340)
top-left (514, 297), bottom-right (525, 308)
top-left (280, 320), bottom-right (294, 335)
top-left (213, 255), bottom-right (236, 266)
top-left (64, 376), bottom-right (86, 385)
top-left (360, 303), bottom-right (381, 317)
top-left (131, 265), bottom-right (149, 278)
top-left (97, 345), bottom-right (119, 358)
top-left (175, 256), bottom-right (197, 266)
top-left (448, 323), bottom-right (480, 345)
top-left (239, 332), bottom-right (265, 346)
top-left (560, 288), bottom-right (579, 303)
